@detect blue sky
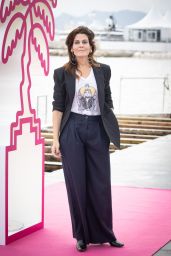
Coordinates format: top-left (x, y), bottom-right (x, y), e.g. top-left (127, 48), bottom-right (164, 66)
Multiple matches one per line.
top-left (53, 0), bottom-right (171, 16)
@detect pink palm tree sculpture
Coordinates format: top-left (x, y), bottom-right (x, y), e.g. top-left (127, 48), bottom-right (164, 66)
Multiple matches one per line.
top-left (0, 0), bottom-right (57, 244)
top-left (1, 0), bottom-right (57, 124)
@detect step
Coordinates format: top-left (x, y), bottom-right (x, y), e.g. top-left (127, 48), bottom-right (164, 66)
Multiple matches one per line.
top-left (41, 128), bottom-right (53, 133)
top-left (45, 146), bottom-right (52, 153)
top-left (44, 138), bottom-right (53, 145)
top-left (119, 123), bottom-right (171, 130)
top-left (120, 138), bottom-right (149, 144)
top-left (45, 160), bottom-right (62, 166)
top-left (120, 143), bottom-right (132, 149)
top-left (120, 133), bottom-right (159, 139)
top-left (45, 153), bottom-right (62, 162)
top-left (45, 161), bottom-right (62, 172)
top-left (117, 115), bottom-right (171, 122)
top-left (119, 127), bottom-right (171, 136)
top-left (41, 132), bottom-right (53, 139)
top-left (118, 120), bottom-right (171, 127)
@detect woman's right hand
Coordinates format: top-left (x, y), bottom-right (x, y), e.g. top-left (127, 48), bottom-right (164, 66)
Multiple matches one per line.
top-left (51, 140), bottom-right (62, 159)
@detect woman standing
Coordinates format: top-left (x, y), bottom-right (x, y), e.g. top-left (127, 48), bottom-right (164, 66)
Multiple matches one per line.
top-left (51, 26), bottom-right (124, 252)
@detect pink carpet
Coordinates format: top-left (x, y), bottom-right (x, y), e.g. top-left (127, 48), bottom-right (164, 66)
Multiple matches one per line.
top-left (0, 182), bottom-right (171, 256)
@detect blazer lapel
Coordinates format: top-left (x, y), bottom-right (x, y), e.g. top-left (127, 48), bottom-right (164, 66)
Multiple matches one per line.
top-left (64, 70), bottom-right (76, 103)
top-left (92, 66), bottom-right (105, 113)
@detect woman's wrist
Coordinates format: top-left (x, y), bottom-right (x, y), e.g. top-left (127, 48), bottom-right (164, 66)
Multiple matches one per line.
top-left (53, 138), bottom-right (59, 143)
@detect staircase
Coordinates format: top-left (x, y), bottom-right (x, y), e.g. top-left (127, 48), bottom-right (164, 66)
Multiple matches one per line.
top-left (42, 115), bottom-right (171, 172)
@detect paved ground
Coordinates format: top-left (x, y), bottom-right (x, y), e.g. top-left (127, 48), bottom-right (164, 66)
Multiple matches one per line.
top-left (110, 134), bottom-right (171, 189)
top-left (153, 240), bottom-right (171, 256)
top-left (45, 134), bottom-right (171, 255)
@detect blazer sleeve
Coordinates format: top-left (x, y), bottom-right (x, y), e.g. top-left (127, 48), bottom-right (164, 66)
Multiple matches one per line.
top-left (52, 68), bottom-right (66, 112)
top-left (103, 65), bottom-right (114, 109)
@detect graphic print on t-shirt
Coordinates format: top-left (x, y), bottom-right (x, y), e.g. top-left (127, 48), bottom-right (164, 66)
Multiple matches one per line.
top-left (77, 83), bottom-right (97, 111)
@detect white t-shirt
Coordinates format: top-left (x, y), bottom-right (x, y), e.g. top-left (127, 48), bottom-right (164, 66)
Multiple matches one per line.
top-left (71, 68), bottom-right (101, 115)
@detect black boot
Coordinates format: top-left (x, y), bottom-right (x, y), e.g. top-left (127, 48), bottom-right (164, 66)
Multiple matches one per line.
top-left (76, 240), bottom-right (87, 252)
top-left (109, 240), bottom-right (124, 247)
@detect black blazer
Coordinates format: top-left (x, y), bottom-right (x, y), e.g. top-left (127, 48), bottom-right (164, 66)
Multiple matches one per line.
top-left (52, 63), bottom-right (120, 149)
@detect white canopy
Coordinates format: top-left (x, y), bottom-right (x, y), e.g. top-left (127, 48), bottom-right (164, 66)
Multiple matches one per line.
top-left (127, 6), bottom-right (170, 29)
top-left (163, 10), bottom-right (171, 28)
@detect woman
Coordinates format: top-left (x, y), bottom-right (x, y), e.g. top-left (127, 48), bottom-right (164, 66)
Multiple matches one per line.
top-left (51, 26), bottom-right (124, 252)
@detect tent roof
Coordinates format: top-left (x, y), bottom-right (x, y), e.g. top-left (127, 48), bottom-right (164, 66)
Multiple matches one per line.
top-left (127, 6), bottom-right (171, 29)
top-left (163, 10), bottom-right (171, 28)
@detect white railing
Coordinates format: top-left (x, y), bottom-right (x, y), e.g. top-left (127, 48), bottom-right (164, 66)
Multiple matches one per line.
top-left (119, 75), bottom-right (171, 114)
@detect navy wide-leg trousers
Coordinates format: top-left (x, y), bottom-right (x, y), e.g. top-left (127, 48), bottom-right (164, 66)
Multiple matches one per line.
top-left (59, 112), bottom-right (116, 244)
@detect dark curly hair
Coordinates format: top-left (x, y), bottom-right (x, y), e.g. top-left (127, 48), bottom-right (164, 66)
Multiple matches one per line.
top-left (64, 26), bottom-right (99, 77)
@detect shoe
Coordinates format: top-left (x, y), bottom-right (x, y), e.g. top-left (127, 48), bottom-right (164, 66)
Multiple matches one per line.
top-left (76, 240), bottom-right (87, 252)
top-left (109, 240), bottom-right (124, 247)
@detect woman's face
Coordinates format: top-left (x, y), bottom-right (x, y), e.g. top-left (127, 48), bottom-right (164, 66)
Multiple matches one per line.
top-left (71, 33), bottom-right (92, 59)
